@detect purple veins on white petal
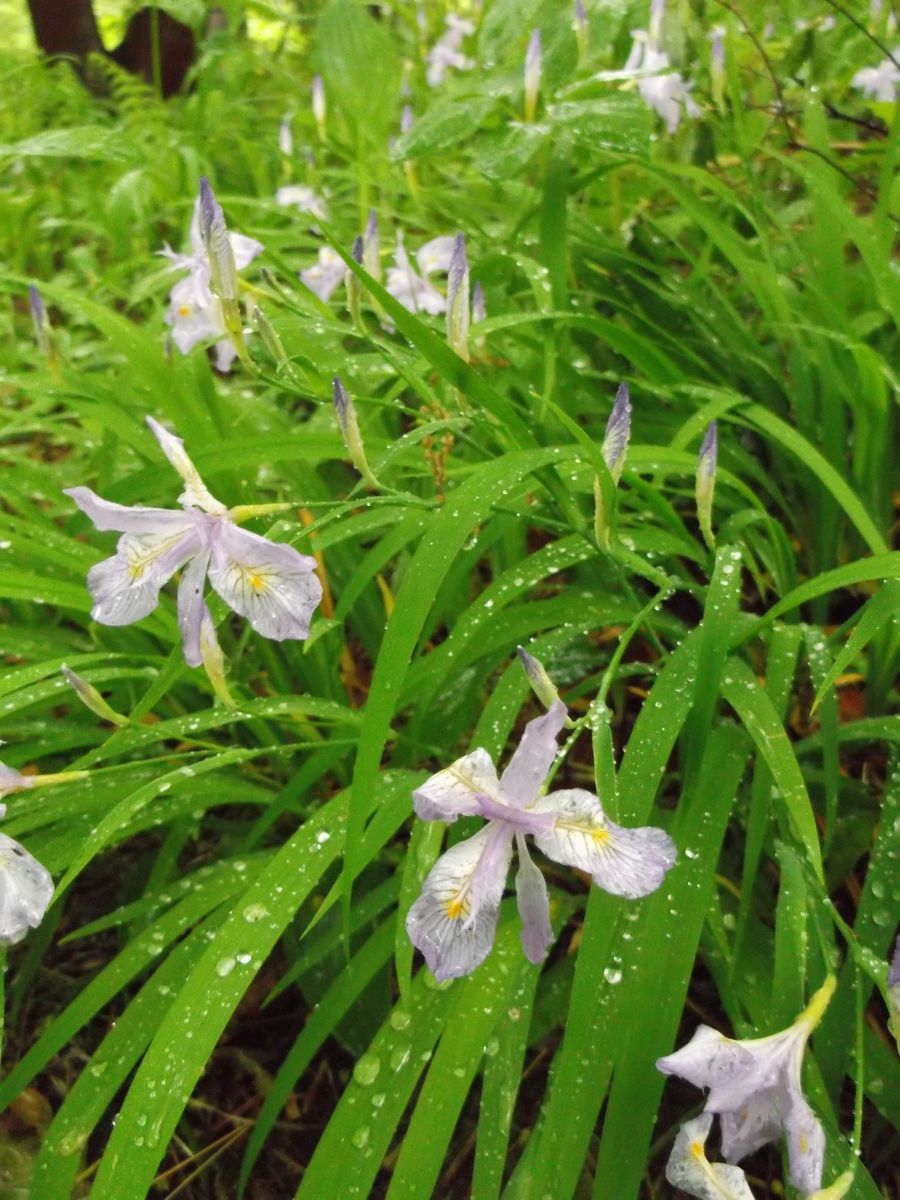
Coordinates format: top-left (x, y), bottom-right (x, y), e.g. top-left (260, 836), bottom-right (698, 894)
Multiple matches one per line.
top-left (412, 748), bottom-right (500, 823)
top-left (530, 787), bottom-right (677, 897)
top-left (406, 825), bottom-right (512, 981)
top-left (207, 520), bottom-right (322, 643)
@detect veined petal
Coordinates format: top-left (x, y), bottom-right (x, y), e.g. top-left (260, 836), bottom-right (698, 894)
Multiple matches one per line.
top-left (207, 521), bottom-right (322, 643)
top-left (177, 548), bottom-right (212, 666)
top-left (718, 1085), bottom-right (783, 1163)
top-left (531, 788), bottom-right (676, 897)
top-left (784, 1094), bottom-right (825, 1194)
top-left (146, 417), bottom-right (226, 514)
top-left (86, 525), bottom-right (202, 626)
top-left (515, 834), bottom-right (552, 965)
top-left (406, 824), bottom-right (513, 981)
top-left (666, 1114), bottom-right (756, 1200)
top-left (412, 748), bottom-right (500, 822)
top-left (0, 833), bottom-right (54, 945)
top-left (0, 761), bottom-right (29, 802)
top-left (499, 699), bottom-right (567, 807)
top-left (65, 487), bottom-right (193, 535)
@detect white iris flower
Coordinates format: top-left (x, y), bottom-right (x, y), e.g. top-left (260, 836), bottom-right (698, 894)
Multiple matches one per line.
top-left (657, 977), bottom-right (836, 1195)
top-left (406, 700), bottom-right (676, 980)
top-left (64, 417), bottom-right (322, 668)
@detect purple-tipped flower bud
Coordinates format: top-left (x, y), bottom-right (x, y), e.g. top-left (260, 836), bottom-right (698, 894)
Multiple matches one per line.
top-left (312, 74), bottom-right (326, 137)
top-left (29, 285), bottom-right (51, 358)
top-left (446, 233), bottom-right (470, 362)
top-left (601, 383), bottom-right (631, 484)
top-left (573, 0), bottom-right (588, 60)
top-left (363, 211), bottom-right (381, 283)
top-left (709, 26), bottom-right (726, 108)
top-left (401, 104), bottom-right (414, 136)
top-left (524, 29), bottom-right (542, 122)
top-left (198, 177), bottom-right (246, 360)
top-left (889, 935), bottom-right (900, 1049)
top-left (594, 383), bottom-right (631, 549)
top-left (333, 377), bottom-right (379, 488)
top-left (61, 665), bottom-right (129, 726)
top-left (696, 421), bottom-right (718, 550)
top-left (347, 236), bottom-right (364, 327)
top-left (517, 645), bottom-right (563, 711)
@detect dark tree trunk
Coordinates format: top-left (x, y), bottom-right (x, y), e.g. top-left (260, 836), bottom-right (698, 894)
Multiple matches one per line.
top-left (26, 0), bottom-right (103, 59)
top-left (25, 0), bottom-right (196, 97)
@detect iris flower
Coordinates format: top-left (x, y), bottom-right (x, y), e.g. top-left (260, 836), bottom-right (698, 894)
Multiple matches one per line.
top-left (406, 701), bottom-right (676, 980)
top-left (657, 977), bottom-right (836, 1195)
top-left (0, 759), bottom-right (79, 945)
top-left (300, 246), bottom-right (347, 302)
top-left (386, 233), bottom-right (456, 316)
top-left (162, 194), bottom-right (263, 372)
top-left (64, 417), bottom-right (322, 668)
top-left (425, 14), bottom-right (475, 88)
top-left (622, 7), bottom-right (700, 135)
top-left (851, 56), bottom-right (900, 102)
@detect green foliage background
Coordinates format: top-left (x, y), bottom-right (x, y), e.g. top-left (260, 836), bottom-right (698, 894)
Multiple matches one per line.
top-left (0, 0), bottom-right (897, 1196)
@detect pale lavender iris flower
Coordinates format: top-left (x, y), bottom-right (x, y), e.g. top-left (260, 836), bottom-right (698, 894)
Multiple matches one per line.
top-left (300, 246), bottom-right (347, 302)
top-left (386, 233), bottom-right (455, 315)
top-left (623, 26), bottom-right (700, 134)
top-left (64, 417), bottom-right (322, 667)
top-left (657, 977), bottom-right (836, 1195)
top-left (851, 55), bottom-right (900, 101)
top-left (426, 14), bottom-right (475, 87)
top-left (162, 197), bottom-right (263, 372)
top-left (406, 701), bottom-right (676, 980)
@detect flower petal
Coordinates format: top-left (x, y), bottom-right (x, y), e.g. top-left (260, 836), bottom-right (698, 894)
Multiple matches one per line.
top-left (417, 235), bottom-right (456, 276)
top-left (718, 1085), bottom-right (783, 1164)
top-left (499, 699), bottom-right (566, 807)
top-left (146, 417), bottom-right (226, 514)
top-left (666, 1114), bottom-right (756, 1200)
top-left (65, 487), bottom-right (193, 535)
top-left (515, 834), bottom-right (552, 964)
top-left (406, 824), bottom-right (512, 981)
top-left (657, 1025), bottom-right (756, 1094)
top-left (177, 548), bottom-right (212, 666)
top-left (784, 1095), bottom-right (825, 1194)
top-left (412, 748), bottom-right (500, 823)
top-left (86, 525), bottom-right (202, 626)
top-left (207, 521), bottom-right (322, 642)
top-left (0, 833), bottom-right (54, 945)
top-left (229, 232), bottom-right (264, 270)
top-left (531, 788), bottom-right (676, 898)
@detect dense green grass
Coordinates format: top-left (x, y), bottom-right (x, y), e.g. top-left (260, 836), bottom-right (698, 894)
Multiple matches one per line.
top-left (0, 1), bottom-right (897, 1197)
